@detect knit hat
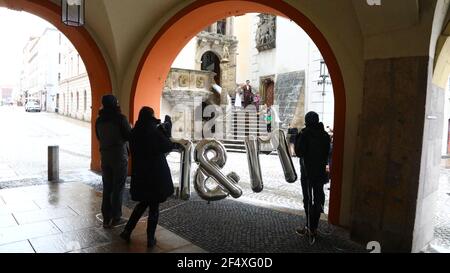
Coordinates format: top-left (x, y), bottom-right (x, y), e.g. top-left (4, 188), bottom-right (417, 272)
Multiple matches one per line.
top-left (305, 111), bottom-right (319, 127)
top-left (102, 95), bottom-right (118, 109)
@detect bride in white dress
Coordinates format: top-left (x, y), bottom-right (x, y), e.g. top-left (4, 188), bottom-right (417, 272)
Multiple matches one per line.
top-left (234, 88), bottom-right (242, 108)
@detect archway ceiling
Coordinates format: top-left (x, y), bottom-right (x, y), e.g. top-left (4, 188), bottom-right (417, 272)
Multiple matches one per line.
top-left (2, 0), bottom-right (431, 88)
top-left (351, 0), bottom-right (419, 37)
top-left (52, 0), bottom-right (422, 76)
top-left (47, 0), bottom-right (182, 80)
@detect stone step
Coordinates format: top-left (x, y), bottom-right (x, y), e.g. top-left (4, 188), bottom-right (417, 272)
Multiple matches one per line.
top-left (231, 123), bottom-right (266, 127)
top-left (231, 112), bottom-right (261, 116)
top-left (228, 129), bottom-right (269, 133)
top-left (231, 120), bottom-right (265, 125)
top-left (228, 132), bottom-right (269, 136)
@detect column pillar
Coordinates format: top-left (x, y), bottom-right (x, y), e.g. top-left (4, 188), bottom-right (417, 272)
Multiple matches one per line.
top-left (351, 56), bottom-right (444, 252)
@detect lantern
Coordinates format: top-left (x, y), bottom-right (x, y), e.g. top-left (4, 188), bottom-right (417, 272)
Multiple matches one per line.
top-left (61, 0), bottom-right (85, 27)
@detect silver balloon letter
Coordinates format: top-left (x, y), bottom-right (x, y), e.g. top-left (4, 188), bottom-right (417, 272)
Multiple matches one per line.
top-left (273, 129), bottom-right (297, 183)
top-left (171, 138), bottom-right (193, 200)
top-left (194, 139), bottom-right (242, 201)
top-left (244, 135), bottom-right (264, 193)
top-left (245, 129), bottom-right (297, 192)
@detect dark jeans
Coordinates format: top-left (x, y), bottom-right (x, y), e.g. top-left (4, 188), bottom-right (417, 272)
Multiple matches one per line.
top-left (300, 178), bottom-right (325, 231)
top-left (101, 156), bottom-right (127, 222)
top-left (125, 201), bottom-right (160, 240)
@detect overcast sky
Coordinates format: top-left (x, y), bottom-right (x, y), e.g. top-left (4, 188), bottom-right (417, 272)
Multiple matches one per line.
top-left (0, 8), bottom-right (54, 88)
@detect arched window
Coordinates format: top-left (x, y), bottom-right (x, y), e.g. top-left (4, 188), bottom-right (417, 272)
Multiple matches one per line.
top-left (200, 51), bottom-right (221, 85)
top-left (217, 19), bottom-right (226, 35)
top-left (84, 90), bottom-right (87, 112)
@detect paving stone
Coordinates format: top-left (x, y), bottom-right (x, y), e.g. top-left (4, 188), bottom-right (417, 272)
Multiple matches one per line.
top-left (0, 240), bottom-right (35, 253)
top-left (0, 221), bottom-right (61, 246)
top-left (13, 207), bottom-right (79, 225)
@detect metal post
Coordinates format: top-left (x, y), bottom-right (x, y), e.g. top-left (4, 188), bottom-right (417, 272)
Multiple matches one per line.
top-left (48, 146), bottom-right (59, 182)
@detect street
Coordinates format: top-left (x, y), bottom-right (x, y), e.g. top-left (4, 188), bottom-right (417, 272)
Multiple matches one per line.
top-left (0, 106), bottom-right (90, 181)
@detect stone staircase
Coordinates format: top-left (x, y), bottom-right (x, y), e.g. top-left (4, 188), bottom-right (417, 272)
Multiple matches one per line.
top-left (220, 105), bottom-right (269, 153)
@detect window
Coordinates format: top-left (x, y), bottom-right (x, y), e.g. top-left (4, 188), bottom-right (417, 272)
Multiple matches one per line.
top-left (84, 90), bottom-right (87, 112)
top-left (77, 54), bottom-right (80, 75)
top-left (217, 19), bottom-right (226, 35)
top-left (76, 92), bottom-right (79, 111)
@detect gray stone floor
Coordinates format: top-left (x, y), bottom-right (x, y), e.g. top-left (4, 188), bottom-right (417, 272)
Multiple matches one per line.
top-left (0, 182), bottom-right (205, 253)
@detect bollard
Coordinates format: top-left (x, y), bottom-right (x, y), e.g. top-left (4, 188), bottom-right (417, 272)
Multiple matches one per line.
top-left (48, 146), bottom-right (59, 182)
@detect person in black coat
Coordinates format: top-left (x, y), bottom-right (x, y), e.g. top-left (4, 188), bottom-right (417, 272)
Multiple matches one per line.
top-left (95, 95), bottom-right (131, 228)
top-left (120, 107), bottom-right (174, 248)
top-left (294, 111), bottom-right (331, 244)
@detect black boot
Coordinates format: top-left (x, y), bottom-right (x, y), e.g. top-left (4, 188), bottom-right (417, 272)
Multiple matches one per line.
top-left (103, 218), bottom-right (112, 229)
top-left (147, 237), bottom-right (157, 248)
top-left (120, 229), bottom-right (131, 243)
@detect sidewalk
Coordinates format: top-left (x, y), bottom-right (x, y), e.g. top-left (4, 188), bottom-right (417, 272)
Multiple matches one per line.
top-left (0, 182), bottom-right (205, 253)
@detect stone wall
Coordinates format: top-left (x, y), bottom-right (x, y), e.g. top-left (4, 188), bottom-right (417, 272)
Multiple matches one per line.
top-left (162, 68), bottom-right (217, 139)
top-left (274, 71), bottom-right (305, 128)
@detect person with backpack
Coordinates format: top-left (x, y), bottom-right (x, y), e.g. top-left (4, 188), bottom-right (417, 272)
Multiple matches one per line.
top-left (294, 111), bottom-right (331, 244)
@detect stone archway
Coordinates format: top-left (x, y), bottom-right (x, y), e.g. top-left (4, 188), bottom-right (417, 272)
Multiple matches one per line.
top-left (200, 51), bottom-right (221, 85)
top-left (130, 0), bottom-right (346, 225)
top-left (0, 0), bottom-right (112, 171)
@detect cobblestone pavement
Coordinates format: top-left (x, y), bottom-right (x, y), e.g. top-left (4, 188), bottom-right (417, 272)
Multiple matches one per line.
top-left (0, 106), bottom-right (449, 252)
top-left (427, 167), bottom-right (450, 252)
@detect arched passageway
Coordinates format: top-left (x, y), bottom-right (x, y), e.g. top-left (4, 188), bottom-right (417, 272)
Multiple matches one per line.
top-left (130, 0), bottom-right (346, 225)
top-left (200, 51), bottom-right (221, 85)
top-left (0, 0), bottom-right (112, 172)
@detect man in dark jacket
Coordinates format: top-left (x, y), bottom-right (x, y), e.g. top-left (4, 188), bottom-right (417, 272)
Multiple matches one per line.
top-left (294, 111), bottom-right (331, 244)
top-left (95, 95), bottom-right (132, 228)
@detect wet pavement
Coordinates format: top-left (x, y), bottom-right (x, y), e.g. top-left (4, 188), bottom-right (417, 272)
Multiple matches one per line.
top-left (0, 182), bottom-right (205, 253)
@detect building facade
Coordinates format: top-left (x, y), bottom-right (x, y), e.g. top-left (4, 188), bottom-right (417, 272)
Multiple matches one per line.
top-left (57, 33), bottom-right (91, 122)
top-left (443, 79), bottom-right (450, 155)
top-left (235, 13), bottom-right (334, 129)
top-left (20, 28), bottom-right (59, 112)
top-left (170, 18), bottom-right (238, 103)
top-left (0, 86), bottom-right (13, 105)
top-left (163, 18), bottom-right (238, 135)
top-left (171, 14), bottom-right (334, 130)
top-left (19, 29), bottom-right (91, 121)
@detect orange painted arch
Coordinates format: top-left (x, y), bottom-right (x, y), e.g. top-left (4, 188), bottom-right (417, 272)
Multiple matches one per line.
top-left (131, 0), bottom-right (346, 225)
top-left (1, 0), bottom-right (112, 172)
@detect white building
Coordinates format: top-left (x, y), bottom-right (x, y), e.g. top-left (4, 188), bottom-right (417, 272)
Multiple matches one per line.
top-left (57, 34), bottom-right (91, 122)
top-left (171, 13), bottom-right (335, 129)
top-left (443, 79), bottom-right (450, 156)
top-left (20, 28), bottom-right (59, 112)
top-left (235, 13), bottom-right (334, 129)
